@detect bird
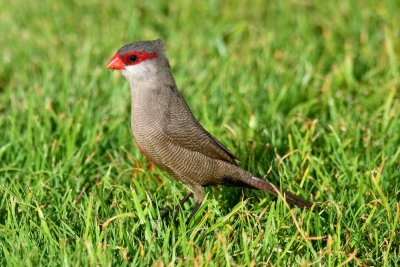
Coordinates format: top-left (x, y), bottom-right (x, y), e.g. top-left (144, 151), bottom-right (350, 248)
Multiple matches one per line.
top-left (106, 39), bottom-right (312, 224)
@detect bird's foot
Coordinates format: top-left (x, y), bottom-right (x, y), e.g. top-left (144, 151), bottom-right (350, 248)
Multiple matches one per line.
top-left (159, 208), bottom-right (172, 218)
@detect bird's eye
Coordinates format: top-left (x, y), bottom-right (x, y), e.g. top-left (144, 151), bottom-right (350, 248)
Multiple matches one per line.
top-left (129, 55), bottom-right (138, 62)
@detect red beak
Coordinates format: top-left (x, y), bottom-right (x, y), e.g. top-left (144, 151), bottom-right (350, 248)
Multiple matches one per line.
top-left (107, 53), bottom-right (125, 70)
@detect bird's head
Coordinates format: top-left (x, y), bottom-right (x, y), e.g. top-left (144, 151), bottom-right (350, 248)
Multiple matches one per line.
top-left (107, 39), bottom-right (166, 79)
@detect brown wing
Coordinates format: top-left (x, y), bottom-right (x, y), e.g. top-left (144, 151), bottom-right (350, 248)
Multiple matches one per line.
top-left (163, 91), bottom-right (238, 165)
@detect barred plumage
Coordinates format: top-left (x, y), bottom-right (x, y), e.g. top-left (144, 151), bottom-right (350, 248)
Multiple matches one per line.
top-left (107, 39), bottom-right (312, 224)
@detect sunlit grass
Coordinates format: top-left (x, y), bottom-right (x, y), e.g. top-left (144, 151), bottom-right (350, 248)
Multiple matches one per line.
top-left (0, 0), bottom-right (399, 265)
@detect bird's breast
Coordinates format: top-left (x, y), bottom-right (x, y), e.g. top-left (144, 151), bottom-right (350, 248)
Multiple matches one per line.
top-left (130, 96), bottom-right (169, 166)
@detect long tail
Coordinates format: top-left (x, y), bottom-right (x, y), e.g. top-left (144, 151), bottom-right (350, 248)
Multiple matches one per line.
top-left (247, 176), bottom-right (312, 208)
top-left (219, 163), bottom-right (312, 209)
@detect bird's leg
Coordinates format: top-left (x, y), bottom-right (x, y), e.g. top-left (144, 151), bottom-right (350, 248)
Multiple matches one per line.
top-left (185, 184), bottom-right (205, 225)
top-left (186, 202), bottom-right (202, 225)
top-left (160, 192), bottom-right (193, 219)
top-left (172, 192), bottom-right (193, 218)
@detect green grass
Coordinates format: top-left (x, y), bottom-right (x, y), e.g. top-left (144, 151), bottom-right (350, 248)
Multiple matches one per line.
top-left (1, 0), bottom-right (399, 265)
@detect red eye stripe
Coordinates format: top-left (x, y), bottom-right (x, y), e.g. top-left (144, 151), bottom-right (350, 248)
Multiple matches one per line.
top-left (121, 51), bottom-right (158, 65)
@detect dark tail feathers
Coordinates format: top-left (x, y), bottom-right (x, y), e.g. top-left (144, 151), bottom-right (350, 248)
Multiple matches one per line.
top-left (248, 176), bottom-right (312, 209)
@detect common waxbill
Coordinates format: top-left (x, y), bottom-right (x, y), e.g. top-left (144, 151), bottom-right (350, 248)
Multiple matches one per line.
top-left (107, 39), bottom-right (312, 224)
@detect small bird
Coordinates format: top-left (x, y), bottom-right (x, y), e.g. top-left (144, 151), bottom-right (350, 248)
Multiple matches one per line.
top-left (107, 39), bottom-right (312, 224)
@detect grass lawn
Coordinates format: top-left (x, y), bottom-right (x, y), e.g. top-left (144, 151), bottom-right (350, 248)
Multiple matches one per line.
top-left (1, 0), bottom-right (399, 265)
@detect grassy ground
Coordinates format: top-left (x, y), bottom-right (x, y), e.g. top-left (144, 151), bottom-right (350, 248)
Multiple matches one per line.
top-left (1, 0), bottom-right (399, 265)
